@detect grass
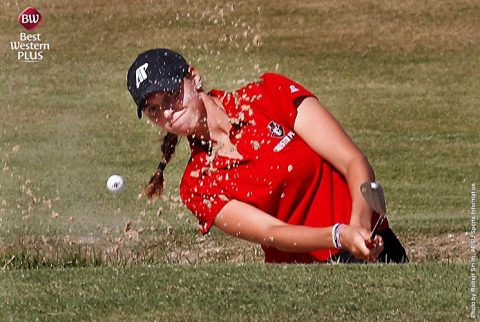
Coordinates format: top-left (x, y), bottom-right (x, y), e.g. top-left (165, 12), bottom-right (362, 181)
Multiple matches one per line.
top-left (0, 263), bottom-right (470, 321)
top-left (0, 0), bottom-right (479, 319)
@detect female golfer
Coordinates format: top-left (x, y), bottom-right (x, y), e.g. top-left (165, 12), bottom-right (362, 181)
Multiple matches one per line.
top-left (127, 48), bottom-right (407, 263)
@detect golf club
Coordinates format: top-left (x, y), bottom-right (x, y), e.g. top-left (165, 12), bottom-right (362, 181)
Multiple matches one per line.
top-left (360, 181), bottom-right (387, 248)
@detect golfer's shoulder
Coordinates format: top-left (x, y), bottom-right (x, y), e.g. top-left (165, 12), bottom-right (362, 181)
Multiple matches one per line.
top-left (257, 72), bottom-right (307, 94)
top-left (259, 72), bottom-right (297, 85)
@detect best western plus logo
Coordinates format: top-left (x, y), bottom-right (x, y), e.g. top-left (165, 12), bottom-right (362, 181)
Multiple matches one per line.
top-left (10, 7), bottom-right (50, 63)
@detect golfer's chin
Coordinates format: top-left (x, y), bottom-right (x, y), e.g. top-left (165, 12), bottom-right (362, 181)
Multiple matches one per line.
top-left (168, 120), bottom-right (197, 136)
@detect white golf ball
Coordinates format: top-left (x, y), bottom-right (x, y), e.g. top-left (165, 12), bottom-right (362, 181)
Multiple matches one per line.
top-left (370, 182), bottom-right (378, 189)
top-left (107, 175), bottom-right (124, 193)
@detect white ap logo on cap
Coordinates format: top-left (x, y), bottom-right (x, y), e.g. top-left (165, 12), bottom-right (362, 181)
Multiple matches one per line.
top-left (135, 63), bottom-right (149, 88)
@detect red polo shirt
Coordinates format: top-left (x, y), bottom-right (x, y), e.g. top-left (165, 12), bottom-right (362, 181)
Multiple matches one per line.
top-left (179, 72), bottom-right (388, 263)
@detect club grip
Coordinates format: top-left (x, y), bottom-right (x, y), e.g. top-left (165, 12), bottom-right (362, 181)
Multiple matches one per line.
top-left (365, 239), bottom-right (374, 249)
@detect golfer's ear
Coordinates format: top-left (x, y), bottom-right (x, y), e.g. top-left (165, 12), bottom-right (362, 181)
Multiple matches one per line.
top-left (188, 65), bottom-right (202, 86)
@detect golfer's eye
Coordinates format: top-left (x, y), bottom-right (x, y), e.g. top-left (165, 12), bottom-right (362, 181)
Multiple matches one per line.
top-left (162, 104), bottom-right (175, 111)
top-left (160, 93), bottom-right (176, 109)
top-left (144, 105), bottom-right (157, 115)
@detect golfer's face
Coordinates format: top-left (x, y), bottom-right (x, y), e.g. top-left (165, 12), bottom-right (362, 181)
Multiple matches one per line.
top-left (142, 78), bottom-right (204, 136)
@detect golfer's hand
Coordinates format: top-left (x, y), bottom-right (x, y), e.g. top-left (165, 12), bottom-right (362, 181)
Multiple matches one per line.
top-left (339, 225), bottom-right (384, 262)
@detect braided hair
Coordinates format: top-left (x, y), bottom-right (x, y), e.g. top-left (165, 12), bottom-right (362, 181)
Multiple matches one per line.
top-left (142, 132), bottom-right (179, 199)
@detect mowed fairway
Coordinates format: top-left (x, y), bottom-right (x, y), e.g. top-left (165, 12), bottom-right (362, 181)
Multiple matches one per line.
top-left (0, 0), bottom-right (479, 320)
top-left (0, 264), bottom-right (468, 321)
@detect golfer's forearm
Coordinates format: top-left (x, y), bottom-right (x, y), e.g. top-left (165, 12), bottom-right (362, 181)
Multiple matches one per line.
top-left (263, 225), bottom-right (334, 252)
top-left (216, 200), bottom-right (338, 252)
top-left (346, 154), bottom-right (375, 227)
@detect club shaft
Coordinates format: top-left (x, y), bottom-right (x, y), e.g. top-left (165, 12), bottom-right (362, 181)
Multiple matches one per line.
top-left (369, 214), bottom-right (386, 241)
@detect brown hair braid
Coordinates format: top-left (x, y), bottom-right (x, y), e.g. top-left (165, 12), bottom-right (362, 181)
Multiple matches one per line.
top-left (142, 132), bottom-right (179, 199)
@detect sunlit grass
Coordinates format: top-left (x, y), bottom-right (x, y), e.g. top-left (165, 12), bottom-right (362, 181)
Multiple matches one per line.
top-left (0, 263), bottom-right (469, 321)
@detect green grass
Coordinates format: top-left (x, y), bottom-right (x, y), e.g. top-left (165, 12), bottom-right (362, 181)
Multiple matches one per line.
top-left (0, 0), bottom-right (479, 319)
top-left (0, 264), bottom-right (470, 321)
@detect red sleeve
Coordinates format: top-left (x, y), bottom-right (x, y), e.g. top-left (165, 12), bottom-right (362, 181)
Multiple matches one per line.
top-left (260, 72), bottom-right (316, 129)
top-left (179, 164), bottom-right (231, 235)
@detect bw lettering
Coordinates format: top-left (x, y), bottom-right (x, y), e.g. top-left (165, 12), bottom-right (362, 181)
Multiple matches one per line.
top-left (18, 7), bottom-right (42, 31)
top-left (21, 14), bottom-right (40, 24)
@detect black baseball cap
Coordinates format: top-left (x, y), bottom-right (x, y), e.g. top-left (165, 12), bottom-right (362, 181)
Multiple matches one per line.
top-left (127, 48), bottom-right (189, 119)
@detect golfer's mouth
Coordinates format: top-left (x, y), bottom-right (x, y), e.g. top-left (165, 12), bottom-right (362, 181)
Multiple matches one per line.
top-left (171, 108), bottom-right (187, 125)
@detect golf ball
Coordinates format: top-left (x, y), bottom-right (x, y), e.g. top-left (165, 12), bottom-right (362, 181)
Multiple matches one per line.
top-left (107, 175), bottom-right (124, 193)
top-left (370, 182), bottom-right (378, 189)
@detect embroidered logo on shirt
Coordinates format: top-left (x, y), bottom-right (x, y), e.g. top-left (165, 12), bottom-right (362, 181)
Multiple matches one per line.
top-left (273, 131), bottom-right (295, 152)
top-left (289, 85), bottom-right (299, 93)
top-left (267, 121), bottom-right (285, 138)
